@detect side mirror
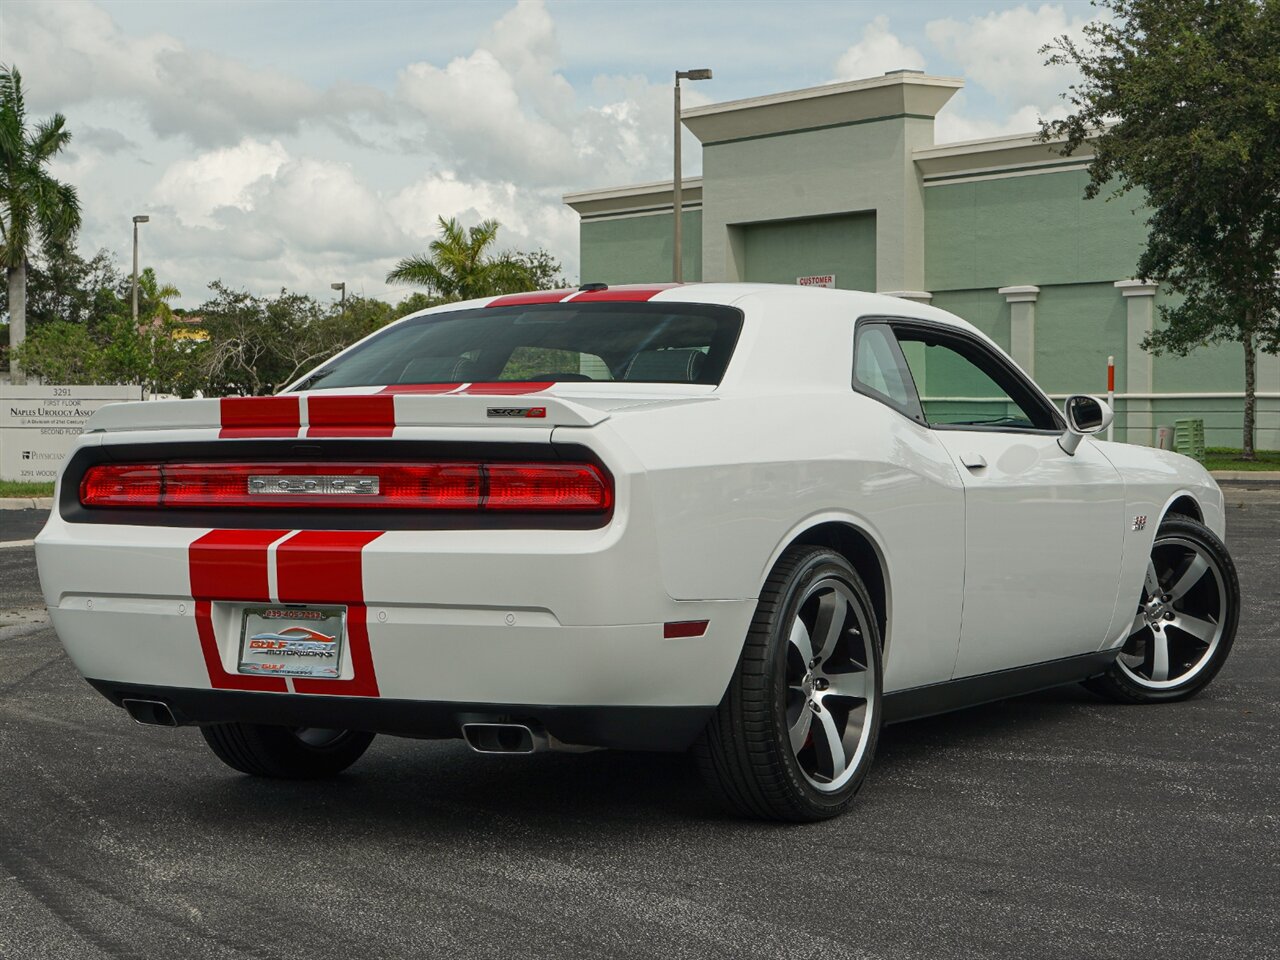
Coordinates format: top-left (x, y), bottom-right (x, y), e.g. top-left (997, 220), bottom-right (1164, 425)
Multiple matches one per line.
top-left (1059, 395), bottom-right (1114, 455)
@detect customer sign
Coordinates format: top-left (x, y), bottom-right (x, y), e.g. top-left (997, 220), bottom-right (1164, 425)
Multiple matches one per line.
top-left (0, 385), bottom-right (142, 483)
top-left (796, 274), bottom-right (836, 288)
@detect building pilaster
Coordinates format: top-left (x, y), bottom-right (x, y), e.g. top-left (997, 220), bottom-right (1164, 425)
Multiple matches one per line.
top-left (1115, 279), bottom-right (1159, 445)
top-left (998, 285), bottom-right (1039, 376)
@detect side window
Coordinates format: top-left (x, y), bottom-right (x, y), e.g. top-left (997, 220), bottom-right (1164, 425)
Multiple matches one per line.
top-left (853, 322), bottom-right (924, 422)
top-left (894, 329), bottom-right (1058, 431)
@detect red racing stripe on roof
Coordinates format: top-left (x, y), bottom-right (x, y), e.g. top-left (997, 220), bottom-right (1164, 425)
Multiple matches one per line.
top-left (189, 529), bottom-right (291, 692)
top-left (459, 381), bottom-right (553, 395)
top-left (219, 396), bottom-right (301, 439)
top-left (486, 289), bottom-right (575, 307)
top-left (570, 284), bottom-right (682, 302)
top-left (276, 530), bottom-right (384, 698)
top-left (306, 395), bottom-right (396, 438)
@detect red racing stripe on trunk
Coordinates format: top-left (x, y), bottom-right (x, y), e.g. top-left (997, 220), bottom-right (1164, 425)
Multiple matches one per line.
top-left (276, 530), bottom-right (384, 698)
top-left (306, 395), bottom-right (396, 437)
top-left (189, 529), bottom-right (290, 692)
top-left (460, 381), bottom-right (553, 395)
top-left (486, 290), bottom-right (575, 307)
top-left (219, 396), bottom-right (301, 438)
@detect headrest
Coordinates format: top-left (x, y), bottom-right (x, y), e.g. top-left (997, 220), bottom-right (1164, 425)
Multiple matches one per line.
top-left (623, 348), bottom-right (706, 382)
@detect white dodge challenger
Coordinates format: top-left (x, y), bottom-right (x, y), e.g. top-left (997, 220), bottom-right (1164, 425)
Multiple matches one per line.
top-left (36, 283), bottom-right (1240, 821)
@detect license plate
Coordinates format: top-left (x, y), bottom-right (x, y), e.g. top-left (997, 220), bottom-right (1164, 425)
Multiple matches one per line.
top-left (238, 605), bottom-right (346, 679)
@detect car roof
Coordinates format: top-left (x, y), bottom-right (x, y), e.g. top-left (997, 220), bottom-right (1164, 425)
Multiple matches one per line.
top-left (403, 283), bottom-right (981, 337)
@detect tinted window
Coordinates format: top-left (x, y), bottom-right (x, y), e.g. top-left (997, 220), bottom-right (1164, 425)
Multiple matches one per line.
top-left (295, 302), bottom-right (743, 390)
top-left (895, 329), bottom-right (1057, 431)
top-left (853, 322), bottom-right (924, 421)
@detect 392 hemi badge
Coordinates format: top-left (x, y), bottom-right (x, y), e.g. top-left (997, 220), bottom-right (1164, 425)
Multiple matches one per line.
top-left (487, 406), bottom-right (547, 419)
top-left (248, 475), bottom-right (379, 495)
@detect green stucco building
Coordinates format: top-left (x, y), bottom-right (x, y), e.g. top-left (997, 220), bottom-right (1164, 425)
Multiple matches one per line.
top-left (564, 71), bottom-right (1278, 449)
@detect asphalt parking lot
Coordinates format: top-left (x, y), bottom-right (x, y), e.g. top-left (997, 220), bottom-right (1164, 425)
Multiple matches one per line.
top-left (1, 494), bottom-right (1277, 960)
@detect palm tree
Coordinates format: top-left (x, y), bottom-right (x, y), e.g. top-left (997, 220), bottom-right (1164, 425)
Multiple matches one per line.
top-left (386, 216), bottom-right (533, 300)
top-left (0, 65), bottom-right (81, 384)
top-left (136, 266), bottom-right (182, 323)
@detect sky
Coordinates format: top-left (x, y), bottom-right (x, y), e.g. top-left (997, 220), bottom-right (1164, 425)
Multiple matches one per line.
top-left (0, 0), bottom-right (1097, 309)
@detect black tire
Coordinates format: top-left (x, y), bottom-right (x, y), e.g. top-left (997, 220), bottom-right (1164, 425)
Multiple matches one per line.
top-left (200, 723), bottom-right (374, 779)
top-left (695, 545), bottom-right (883, 822)
top-left (1086, 516), bottom-right (1239, 704)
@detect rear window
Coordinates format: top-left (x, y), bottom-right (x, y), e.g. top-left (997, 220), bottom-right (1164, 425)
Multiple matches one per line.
top-left (295, 302), bottom-right (744, 390)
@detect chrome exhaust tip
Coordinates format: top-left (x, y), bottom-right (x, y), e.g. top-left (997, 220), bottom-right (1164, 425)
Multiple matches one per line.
top-left (461, 722), bottom-right (543, 754)
top-left (121, 698), bottom-right (178, 727)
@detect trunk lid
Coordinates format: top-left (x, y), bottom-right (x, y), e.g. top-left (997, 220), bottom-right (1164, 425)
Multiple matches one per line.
top-left (84, 384), bottom-right (715, 437)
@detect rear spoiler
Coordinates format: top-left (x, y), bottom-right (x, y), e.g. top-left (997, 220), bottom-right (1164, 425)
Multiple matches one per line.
top-left (85, 390), bottom-right (610, 437)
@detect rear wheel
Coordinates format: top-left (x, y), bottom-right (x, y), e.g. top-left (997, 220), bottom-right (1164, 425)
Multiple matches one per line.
top-left (200, 723), bottom-right (374, 778)
top-left (1086, 516), bottom-right (1239, 703)
top-left (695, 546), bottom-right (882, 822)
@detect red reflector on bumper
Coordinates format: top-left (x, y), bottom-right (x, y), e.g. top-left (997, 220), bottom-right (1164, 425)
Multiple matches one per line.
top-left (80, 461), bottom-right (612, 512)
top-left (663, 620), bottom-right (709, 639)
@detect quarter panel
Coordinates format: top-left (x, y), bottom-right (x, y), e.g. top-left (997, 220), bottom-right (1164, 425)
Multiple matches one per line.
top-left (606, 392), bottom-right (967, 692)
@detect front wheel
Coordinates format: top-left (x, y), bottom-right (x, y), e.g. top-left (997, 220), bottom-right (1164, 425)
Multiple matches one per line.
top-left (200, 723), bottom-right (375, 778)
top-left (695, 546), bottom-right (883, 822)
top-left (1086, 516), bottom-right (1240, 704)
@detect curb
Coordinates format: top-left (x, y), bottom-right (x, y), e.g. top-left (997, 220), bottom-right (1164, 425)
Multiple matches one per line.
top-left (1210, 471), bottom-right (1280, 483)
top-left (0, 497), bottom-right (54, 511)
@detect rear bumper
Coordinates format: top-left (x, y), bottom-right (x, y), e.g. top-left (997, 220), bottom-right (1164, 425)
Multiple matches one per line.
top-left (88, 681), bottom-right (715, 752)
top-left (38, 519), bottom-right (756, 718)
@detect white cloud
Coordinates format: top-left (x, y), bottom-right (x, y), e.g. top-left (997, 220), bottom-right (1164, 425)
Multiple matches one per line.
top-left (925, 4), bottom-right (1090, 109)
top-left (5, 0), bottom-right (385, 147)
top-left (934, 96), bottom-right (1054, 143)
top-left (253, 158), bottom-right (406, 258)
top-left (392, 171), bottom-right (578, 262)
top-left (396, 0), bottom-right (708, 187)
top-left (153, 139), bottom-right (290, 226)
top-left (834, 16), bottom-right (927, 81)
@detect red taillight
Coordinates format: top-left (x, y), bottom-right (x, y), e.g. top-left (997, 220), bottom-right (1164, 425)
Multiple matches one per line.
top-left (80, 461), bottom-right (612, 512)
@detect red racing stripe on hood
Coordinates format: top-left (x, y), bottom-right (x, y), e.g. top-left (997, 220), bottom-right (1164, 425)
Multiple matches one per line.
top-left (219, 397), bottom-right (301, 439)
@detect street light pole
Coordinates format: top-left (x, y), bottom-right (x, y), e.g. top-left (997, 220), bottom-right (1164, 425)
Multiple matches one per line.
top-left (331, 282), bottom-right (346, 314)
top-left (131, 215), bottom-right (150, 324)
top-left (673, 68), bottom-right (712, 283)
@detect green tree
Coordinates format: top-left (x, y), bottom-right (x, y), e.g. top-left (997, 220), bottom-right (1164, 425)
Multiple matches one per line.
top-left (393, 290), bottom-right (443, 319)
top-left (332, 294), bottom-right (395, 342)
top-left (199, 282), bottom-right (350, 395)
top-left (1042, 0), bottom-right (1280, 459)
top-left (513, 248), bottom-right (572, 291)
top-left (0, 246), bottom-right (123, 330)
top-left (132, 266), bottom-right (182, 323)
top-left (0, 65), bottom-right (82, 383)
top-left (96, 312), bottom-right (151, 386)
top-left (386, 217), bottom-right (534, 300)
top-left (12, 319), bottom-right (101, 383)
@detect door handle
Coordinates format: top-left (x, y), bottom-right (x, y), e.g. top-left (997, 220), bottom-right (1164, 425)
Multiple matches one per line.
top-left (959, 452), bottom-right (987, 469)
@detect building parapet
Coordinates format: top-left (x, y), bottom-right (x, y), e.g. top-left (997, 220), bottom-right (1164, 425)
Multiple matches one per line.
top-left (563, 178), bottom-right (702, 221)
top-left (681, 72), bottom-right (962, 147)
